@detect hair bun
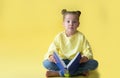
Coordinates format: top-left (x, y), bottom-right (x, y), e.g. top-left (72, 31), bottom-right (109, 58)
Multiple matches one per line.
top-left (61, 9), bottom-right (67, 15)
top-left (76, 11), bottom-right (81, 16)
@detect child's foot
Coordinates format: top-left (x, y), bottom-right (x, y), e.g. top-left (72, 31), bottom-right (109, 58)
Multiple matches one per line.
top-left (82, 71), bottom-right (89, 76)
top-left (46, 71), bottom-right (60, 77)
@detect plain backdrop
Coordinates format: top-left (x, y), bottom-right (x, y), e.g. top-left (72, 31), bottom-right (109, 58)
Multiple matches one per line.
top-left (0, 0), bottom-right (120, 78)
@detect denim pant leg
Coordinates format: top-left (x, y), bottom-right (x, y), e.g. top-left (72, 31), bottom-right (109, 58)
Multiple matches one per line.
top-left (43, 59), bottom-right (60, 71)
top-left (73, 59), bottom-right (98, 76)
top-left (43, 59), bottom-right (70, 76)
top-left (43, 59), bottom-right (70, 70)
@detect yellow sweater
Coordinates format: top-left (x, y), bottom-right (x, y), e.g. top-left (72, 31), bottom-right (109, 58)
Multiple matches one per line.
top-left (44, 31), bottom-right (93, 60)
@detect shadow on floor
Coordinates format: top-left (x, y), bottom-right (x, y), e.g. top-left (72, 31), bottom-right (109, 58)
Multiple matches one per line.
top-left (47, 70), bottom-right (100, 78)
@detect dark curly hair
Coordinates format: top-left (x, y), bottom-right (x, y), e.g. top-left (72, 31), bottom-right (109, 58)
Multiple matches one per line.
top-left (61, 9), bottom-right (81, 20)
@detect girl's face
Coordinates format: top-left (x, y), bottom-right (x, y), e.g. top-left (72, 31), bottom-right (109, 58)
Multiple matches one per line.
top-left (63, 14), bottom-right (79, 34)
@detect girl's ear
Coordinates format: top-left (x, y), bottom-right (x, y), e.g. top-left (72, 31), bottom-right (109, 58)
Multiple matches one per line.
top-left (78, 22), bottom-right (80, 27)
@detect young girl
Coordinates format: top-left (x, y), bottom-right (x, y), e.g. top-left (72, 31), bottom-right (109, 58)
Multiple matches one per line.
top-left (43, 9), bottom-right (98, 77)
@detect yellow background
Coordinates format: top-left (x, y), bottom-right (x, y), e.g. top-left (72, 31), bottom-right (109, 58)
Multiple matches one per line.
top-left (0, 0), bottom-right (120, 78)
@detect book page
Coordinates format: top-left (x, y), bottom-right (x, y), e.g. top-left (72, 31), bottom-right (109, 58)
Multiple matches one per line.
top-left (67, 52), bottom-right (81, 68)
top-left (54, 52), bottom-right (67, 68)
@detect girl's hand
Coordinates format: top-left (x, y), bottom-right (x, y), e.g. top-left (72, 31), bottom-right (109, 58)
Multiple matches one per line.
top-left (80, 56), bottom-right (88, 63)
top-left (48, 55), bottom-right (56, 63)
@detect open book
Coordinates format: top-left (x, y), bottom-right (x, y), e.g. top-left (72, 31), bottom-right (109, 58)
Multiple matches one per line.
top-left (53, 52), bottom-right (81, 75)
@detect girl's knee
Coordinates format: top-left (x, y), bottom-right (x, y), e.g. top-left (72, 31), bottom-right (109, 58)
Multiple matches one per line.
top-left (88, 60), bottom-right (98, 70)
top-left (92, 60), bottom-right (98, 68)
top-left (43, 59), bottom-right (52, 69)
top-left (43, 59), bottom-right (59, 71)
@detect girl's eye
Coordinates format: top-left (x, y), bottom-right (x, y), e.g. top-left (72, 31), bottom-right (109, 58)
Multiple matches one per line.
top-left (67, 21), bottom-right (70, 23)
top-left (73, 21), bottom-right (77, 23)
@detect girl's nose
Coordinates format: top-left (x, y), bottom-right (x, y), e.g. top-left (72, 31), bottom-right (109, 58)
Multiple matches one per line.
top-left (69, 22), bottom-right (73, 26)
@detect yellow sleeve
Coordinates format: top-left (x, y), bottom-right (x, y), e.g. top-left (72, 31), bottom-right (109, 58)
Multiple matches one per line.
top-left (44, 35), bottom-right (60, 60)
top-left (81, 36), bottom-right (93, 59)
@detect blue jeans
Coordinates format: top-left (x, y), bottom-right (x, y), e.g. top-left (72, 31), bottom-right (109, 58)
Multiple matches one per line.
top-left (43, 59), bottom-right (98, 76)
